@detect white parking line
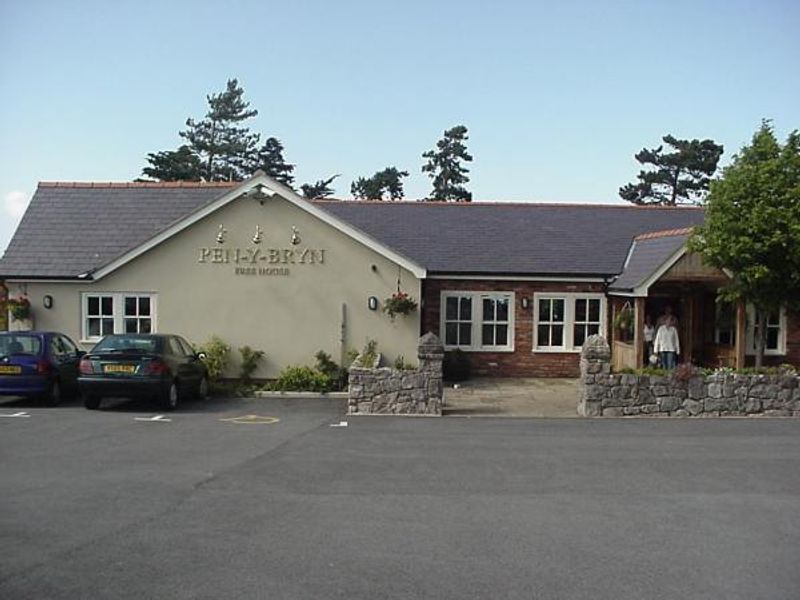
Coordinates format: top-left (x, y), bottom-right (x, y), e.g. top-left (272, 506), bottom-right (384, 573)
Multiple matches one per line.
top-left (330, 421), bottom-right (348, 428)
top-left (134, 415), bottom-right (172, 423)
top-left (0, 411), bottom-right (31, 418)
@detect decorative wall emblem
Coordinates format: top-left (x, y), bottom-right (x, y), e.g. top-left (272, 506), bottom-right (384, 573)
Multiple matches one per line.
top-left (291, 226), bottom-right (301, 246)
top-left (252, 225), bottom-right (263, 244)
top-left (216, 225), bottom-right (227, 244)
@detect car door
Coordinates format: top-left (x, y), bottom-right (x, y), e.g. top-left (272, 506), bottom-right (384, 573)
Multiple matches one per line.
top-left (49, 336), bottom-right (77, 391)
top-left (57, 335), bottom-right (82, 392)
top-left (167, 336), bottom-right (200, 392)
top-left (177, 336), bottom-right (206, 387)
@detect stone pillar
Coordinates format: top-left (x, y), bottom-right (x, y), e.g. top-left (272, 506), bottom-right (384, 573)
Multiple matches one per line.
top-left (418, 331), bottom-right (444, 415)
top-left (578, 334), bottom-right (611, 416)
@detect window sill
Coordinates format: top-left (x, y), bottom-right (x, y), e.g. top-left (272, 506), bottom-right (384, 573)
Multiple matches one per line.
top-left (443, 346), bottom-right (515, 353)
top-left (532, 347), bottom-right (582, 354)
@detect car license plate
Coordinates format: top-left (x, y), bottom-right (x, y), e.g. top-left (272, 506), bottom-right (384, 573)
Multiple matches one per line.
top-left (103, 364), bottom-right (136, 374)
top-left (0, 365), bottom-right (21, 375)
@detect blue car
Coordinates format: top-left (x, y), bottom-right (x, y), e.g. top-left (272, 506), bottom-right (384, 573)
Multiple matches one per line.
top-left (0, 331), bottom-right (84, 406)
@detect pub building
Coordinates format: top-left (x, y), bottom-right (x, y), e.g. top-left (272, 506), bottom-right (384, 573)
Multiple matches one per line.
top-left (1, 173), bottom-right (797, 378)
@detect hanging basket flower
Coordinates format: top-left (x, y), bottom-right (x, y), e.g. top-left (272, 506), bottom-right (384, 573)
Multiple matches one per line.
top-left (8, 295), bottom-right (31, 321)
top-left (383, 291), bottom-right (418, 319)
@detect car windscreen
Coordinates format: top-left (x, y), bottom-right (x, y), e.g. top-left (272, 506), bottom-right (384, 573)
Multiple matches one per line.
top-left (0, 334), bottom-right (43, 356)
top-left (93, 336), bottom-right (161, 354)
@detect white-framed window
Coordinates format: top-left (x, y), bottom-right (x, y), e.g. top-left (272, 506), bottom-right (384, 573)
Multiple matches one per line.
top-left (746, 306), bottom-right (786, 355)
top-left (533, 293), bottom-right (606, 352)
top-left (440, 291), bottom-right (514, 351)
top-left (82, 293), bottom-right (157, 342)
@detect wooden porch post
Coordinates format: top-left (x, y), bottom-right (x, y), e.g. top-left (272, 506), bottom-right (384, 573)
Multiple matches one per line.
top-left (634, 296), bottom-right (645, 368)
top-left (735, 301), bottom-right (746, 369)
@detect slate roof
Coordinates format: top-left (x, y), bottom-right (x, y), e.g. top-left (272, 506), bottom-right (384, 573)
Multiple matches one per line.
top-left (0, 182), bottom-right (235, 278)
top-left (317, 201), bottom-right (704, 276)
top-left (0, 182), bottom-right (704, 279)
top-left (607, 229), bottom-right (692, 292)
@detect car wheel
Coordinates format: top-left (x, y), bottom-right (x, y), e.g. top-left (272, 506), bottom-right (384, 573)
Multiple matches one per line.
top-left (45, 380), bottom-right (62, 407)
top-left (84, 394), bottom-right (101, 410)
top-left (161, 381), bottom-right (179, 411)
top-left (197, 376), bottom-right (210, 400)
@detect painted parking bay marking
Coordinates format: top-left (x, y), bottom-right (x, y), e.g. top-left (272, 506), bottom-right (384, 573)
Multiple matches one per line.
top-left (0, 411), bottom-right (31, 418)
top-left (134, 414), bottom-right (172, 423)
top-left (219, 414), bottom-right (280, 425)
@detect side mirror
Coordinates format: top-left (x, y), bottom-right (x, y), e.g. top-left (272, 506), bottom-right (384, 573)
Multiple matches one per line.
top-left (196, 352), bottom-right (207, 361)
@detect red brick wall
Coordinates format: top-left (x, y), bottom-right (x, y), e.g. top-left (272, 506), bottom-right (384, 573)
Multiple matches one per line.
top-left (421, 279), bottom-right (606, 378)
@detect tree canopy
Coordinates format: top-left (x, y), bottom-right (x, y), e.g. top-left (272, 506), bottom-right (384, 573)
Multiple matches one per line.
top-left (351, 167), bottom-right (409, 200)
top-left (619, 134), bottom-right (723, 205)
top-left (689, 121), bottom-right (800, 365)
top-left (140, 146), bottom-right (202, 182)
top-left (250, 137), bottom-right (295, 186)
top-left (421, 125), bottom-right (473, 202)
top-left (300, 175), bottom-right (340, 199)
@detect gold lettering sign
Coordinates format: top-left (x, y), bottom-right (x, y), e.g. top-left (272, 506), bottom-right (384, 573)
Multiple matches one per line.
top-left (198, 246), bottom-right (325, 275)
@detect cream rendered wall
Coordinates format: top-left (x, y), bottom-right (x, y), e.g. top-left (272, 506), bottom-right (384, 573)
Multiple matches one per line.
top-left (13, 194), bottom-right (422, 378)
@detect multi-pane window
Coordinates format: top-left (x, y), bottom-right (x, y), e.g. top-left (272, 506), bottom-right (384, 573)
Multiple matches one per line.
top-left (124, 296), bottom-right (152, 334)
top-left (482, 296), bottom-right (510, 347)
top-left (714, 303), bottom-right (736, 346)
top-left (537, 298), bottom-right (565, 349)
top-left (534, 294), bottom-right (606, 351)
top-left (747, 307), bottom-right (785, 354)
top-left (573, 298), bottom-right (601, 347)
top-left (441, 292), bottom-right (514, 351)
top-left (82, 293), bottom-right (156, 340)
top-left (86, 295), bottom-right (115, 338)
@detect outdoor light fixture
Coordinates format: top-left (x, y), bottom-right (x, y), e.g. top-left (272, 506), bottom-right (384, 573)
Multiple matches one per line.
top-left (368, 296), bottom-right (379, 311)
top-left (43, 295), bottom-right (53, 309)
top-left (521, 297), bottom-right (530, 310)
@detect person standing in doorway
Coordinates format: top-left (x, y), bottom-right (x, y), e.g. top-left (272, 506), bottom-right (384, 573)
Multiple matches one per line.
top-left (657, 304), bottom-right (679, 328)
top-left (654, 319), bottom-right (680, 369)
top-left (643, 314), bottom-right (655, 366)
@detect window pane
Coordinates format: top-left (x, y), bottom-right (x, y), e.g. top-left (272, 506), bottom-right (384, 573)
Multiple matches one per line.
top-left (767, 327), bottom-right (779, 350)
top-left (483, 298), bottom-right (495, 321)
top-left (88, 318), bottom-right (100, 337)
top-left (767, 312), bottom-right (780, 326)
top-left (140, 319), bottom-right (152, 334)
top-left (445, 297), bottom-right (458, 321)
top-left (101, 297), bottom-right (113, 315)
top-left (495, 325), bottom-right (508, 346)
top-left (588, 299), bottom-right (600, 322)
top-left (88, 296), bottom-right (99, 315)
top-left (552, 300), bottom-right (564, 322)
top-left (445, 323), bottom-right (458, 346)
top-left (551, 325), bottom-right (563, 347)
top-left (459, 323), bottom-right (472, 346)
top-left (537, 324), bottom-right (550, 346)
top-left (124, 297), bottom-right (137, 316)
top-left (124, 318), bottom-right (138, 333)
top-left (588, 324), bottom-right (600, 336)
top-left (574, 326), bottom-right (586, 348)
top-left (101, 318), bottom-right (114, 335)
top-left (482, 324), bottom-right (494, 346)
top-left (575, 299), bottom-right (586, 322)
top-left (460, 298), bottom-right (472, 321)
top-left (539, 299), bottom-right (551, 322)
top-left (139, 297), bottom-right (151, 316)
top-left (496, 298), bottom-right (509, 322)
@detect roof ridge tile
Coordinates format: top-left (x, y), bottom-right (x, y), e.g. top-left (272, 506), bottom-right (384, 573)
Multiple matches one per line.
top-left (38, 181), bottom-right (238, 189)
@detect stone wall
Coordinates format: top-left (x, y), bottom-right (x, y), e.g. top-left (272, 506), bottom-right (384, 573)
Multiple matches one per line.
top-left (348, 332), bottom-right (444, 415)
top-left (578, 335), bottom-right (800, 417)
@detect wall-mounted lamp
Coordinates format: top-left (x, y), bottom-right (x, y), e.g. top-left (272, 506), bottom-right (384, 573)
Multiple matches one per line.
top-left (368, 296), bottom-right (379, 311)
top-left (43, 295), bottom-right (54, 309)
top-left (521, 297), bottom-right (530, 310)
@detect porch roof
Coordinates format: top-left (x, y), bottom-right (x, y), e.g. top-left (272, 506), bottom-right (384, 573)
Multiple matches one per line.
top-left (608, 229), bottom-right (691, 295)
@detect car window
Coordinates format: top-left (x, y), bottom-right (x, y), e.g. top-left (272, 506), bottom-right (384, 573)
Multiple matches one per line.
top-left (60, 335), bottom-right (78, 355)
top-left (177, 337), bottom-right (195, 356)
top-left (0, 334), bottom-right (42, 356)
top-left (167, 337), bottom-right (186, 357)
top-left (50, 336), bottom-right (67, 357)
top-left (93, 336), bottom-right (160, 353)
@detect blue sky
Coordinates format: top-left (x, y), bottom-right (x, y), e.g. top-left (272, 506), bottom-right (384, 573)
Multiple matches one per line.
top-left (0, 0), bottom-right (798, 250)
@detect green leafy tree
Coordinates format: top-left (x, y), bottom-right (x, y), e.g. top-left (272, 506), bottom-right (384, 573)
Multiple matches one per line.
top-left (421, 125), bottom-right (473, 202)
top-left (179, 78), bottom-right (260, 181)
top-left (689, 121), bottom-right (800, 366)
top-left (351, 166), bottom-right (409, 200)
top-left (140, 145), bottom-right (202, 181)
top-left (620, 134), bottom-right (724, 205)
top-left (250, 137), bottom-right (295, 186)
top-left (301, 174), bottom-right (339, 199)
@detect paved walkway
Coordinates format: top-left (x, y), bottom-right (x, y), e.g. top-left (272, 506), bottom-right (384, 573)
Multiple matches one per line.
top-left (443, 377), bottom-right (579, 417)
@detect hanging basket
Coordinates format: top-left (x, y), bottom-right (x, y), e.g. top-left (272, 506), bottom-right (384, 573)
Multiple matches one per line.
top-left (383, 291), bottom-right (418, 319)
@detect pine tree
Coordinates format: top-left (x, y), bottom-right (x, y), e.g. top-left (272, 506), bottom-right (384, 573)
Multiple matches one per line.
top-left (421, 125), bottom-right (473, 202)
top-left (351, 167), bottom-right (409, 200)
top-left (179, 78), bottom-right (260, 181)
top-left (301, 175), bottom-right (339, 199)
top-left (619, 135), bottom-right (724, 205)
top-left (140, 146), bottom-right (202, 182)
top-left (251, 137), bottom-right (295, 186)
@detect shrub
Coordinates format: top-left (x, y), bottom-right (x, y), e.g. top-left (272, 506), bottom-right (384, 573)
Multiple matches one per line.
top-left (443, 349), bottom-right (471, 382)
top-left (674, 362), bottom-right (700, 382)
top-left (315, 350), bottom-right (347, 390)
top-left (353, 339), bottom-right (379, 368)
top-left (393, 355), bottom-right (415, 370)
top-left (271, 365), bottom-right (332, 392)
top-left (239, 345), bottom-right (265, 384)
top-left (195, 336), bottom-right (231, 382)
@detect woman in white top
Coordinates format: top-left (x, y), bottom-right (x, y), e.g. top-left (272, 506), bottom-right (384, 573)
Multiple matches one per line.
top-left (643, 315), bottom-right (655, 365)
top-left (654, 322), bottom-right (680, 369)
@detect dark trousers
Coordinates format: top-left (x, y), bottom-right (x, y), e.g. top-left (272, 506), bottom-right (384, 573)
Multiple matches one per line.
top-left (660, 351), bottom-right (677, 370)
